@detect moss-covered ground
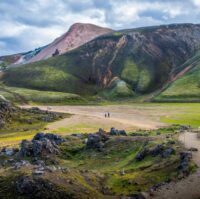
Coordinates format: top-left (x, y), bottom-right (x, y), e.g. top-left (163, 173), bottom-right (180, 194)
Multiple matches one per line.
top-left (0, 126), bottom-right (191, 198)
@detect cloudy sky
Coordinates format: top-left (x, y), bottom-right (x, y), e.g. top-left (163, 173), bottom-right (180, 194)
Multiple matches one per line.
top-left (0, 0), bottom-right (200, 55)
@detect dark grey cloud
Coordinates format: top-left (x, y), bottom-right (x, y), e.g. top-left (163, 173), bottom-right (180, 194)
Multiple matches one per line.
top-left (0, 0), bottom-right (200, 55)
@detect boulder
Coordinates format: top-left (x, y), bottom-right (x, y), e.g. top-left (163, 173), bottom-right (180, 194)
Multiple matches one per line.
top-left (1, 147), bottom-right (16, 156)
top-left (0, 101), bottom-right (15, 128)
top-left (16, 177), bottom-right (37, 195)
top-left (86, 134), bottom-right (104, 151)
top-left (180, 125), bottom-right (191, 131)
top-left (15, 176), bottom-right (72, 198)
top-left (178, 152), bottom-right (192, 173)
top-left (20, 140), bottom-right (33, 157)
top-left (188, 147), bottom-right (198, 152)
top-left (86, 131), bottom-right (109, 151)
top-left (13, 160), bottom-right (30, 170)
top-left (5, 148), bottom-right (14, 156)
top-left (33, 170), bottom-right (44, 175)
top-left (27, 107), bottom-right (61, 122)
top-left (149, 145), bottom-right (164, 157)
top-left (180, 151), bottom-right (192, 161)
top-left (19, 133), bottom-right (65, 157)
top-left (33, 132), bottom-right (65, 145)
top-left (135, 148), bottom-right (149, 161)
top-left (34, 160), bottom-right (45, 167)
top-left (110, 127), bottom-right (127, 136)
top-left (136, 145), bottom-right (175, 161)
top-left (162, 148), bottom-right (175, 158)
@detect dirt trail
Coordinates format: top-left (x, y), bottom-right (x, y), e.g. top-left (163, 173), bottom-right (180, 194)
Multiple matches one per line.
top-left (147, 132), bottom-right (200, 199)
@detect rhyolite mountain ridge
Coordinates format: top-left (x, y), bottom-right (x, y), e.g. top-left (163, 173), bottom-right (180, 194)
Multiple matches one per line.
top-left (1, 23), bottom-right (200, 101)
top-left (0, 23), bottom-right (113, 65)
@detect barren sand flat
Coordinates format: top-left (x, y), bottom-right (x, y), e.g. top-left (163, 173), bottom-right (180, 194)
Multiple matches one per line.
top-left (22, 105), bottom-right (167, 132)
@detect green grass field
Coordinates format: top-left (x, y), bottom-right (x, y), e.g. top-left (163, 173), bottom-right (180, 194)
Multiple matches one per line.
top-left (160, 103), bottom-right (200, 127)
top-left (141, 103), bottom-right (200, 128)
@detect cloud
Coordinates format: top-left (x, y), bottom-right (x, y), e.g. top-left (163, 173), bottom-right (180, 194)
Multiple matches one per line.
top-left (0, 0), bottom-right (199, 55)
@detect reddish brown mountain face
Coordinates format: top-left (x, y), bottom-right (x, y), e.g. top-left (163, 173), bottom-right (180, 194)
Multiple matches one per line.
top-left (28, 23), bottom-right (113, 63)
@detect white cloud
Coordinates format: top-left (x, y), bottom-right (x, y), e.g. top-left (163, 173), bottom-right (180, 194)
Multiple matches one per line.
top-left (0, 21), bottom-right (27, 38)
top-left (192, 0), bottom-right (200, 7)
top-left (0, 0), bottom-right (199, 55)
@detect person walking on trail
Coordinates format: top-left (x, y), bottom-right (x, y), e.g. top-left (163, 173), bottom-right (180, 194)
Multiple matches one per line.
top-left (105, 113), bottom-right (107, 118)
top-left (108, 112), bottom-right (110, 118)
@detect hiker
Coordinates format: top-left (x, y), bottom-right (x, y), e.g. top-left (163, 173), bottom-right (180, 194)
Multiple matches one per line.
top-left (105, 113), bottom-right (107, 118)
top-left (108, 112), bottom-right (110, 118)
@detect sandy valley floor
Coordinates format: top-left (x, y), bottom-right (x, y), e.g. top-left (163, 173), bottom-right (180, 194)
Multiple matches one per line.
top-left (22, 104), bottom-right (169, 133)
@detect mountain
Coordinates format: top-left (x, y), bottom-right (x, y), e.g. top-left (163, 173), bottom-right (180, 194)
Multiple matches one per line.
top-left (0, 23), bottom-right (113, 66)
top-left (1, 23), bottom-right (200, 101)
top-left (28, 23), bottom-right (113, 63)
top-left (154, 50), bottom-right (200, 102)
top-left (0, 46), bottom-right (47, 66)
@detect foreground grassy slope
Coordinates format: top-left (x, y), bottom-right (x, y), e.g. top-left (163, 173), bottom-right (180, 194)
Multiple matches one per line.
top-left (155, 52), bottom-right (200, 102)
top-left (0, 126), bottom-right (193, 198)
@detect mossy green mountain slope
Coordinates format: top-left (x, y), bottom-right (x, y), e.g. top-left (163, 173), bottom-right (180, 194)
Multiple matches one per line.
top-left (2, 23), bottom-right (200, 100)
top-left (155, 51), bottom-right (200, 102)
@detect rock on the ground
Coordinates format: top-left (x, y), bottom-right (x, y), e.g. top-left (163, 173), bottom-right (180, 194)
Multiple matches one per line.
top-left (0, 101), bottom-right (15, 128)
top-left (86, 134), bottom-right (105, 151)
top-left (27, 107), bottom-right (62, 122)
top-left (178, 151), bottom-right (192, 174)
top-left (135, 148), bottom-right (149, 161)
top-left (149, 144), bottom-right (164, 157)
top-left (13, 160), bottom-right (31, 170)
top-left (162, 148), bottom-right (175, 158)
top-left (136, 144), bottom-right (175, 161)
top-left (188, 147), bottom-right (198, 152)
top-left (1, 147), bottom-right (16, 156)
top-left (110, 127), bottom-right (127, 136)
top-left (19, 133), bottom-right (65, 157)
top-left (86, 130), bottom-right (109, 151)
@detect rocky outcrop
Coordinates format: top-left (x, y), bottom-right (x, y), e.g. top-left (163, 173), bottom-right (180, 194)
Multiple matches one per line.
top-left (16, 176), bottom-right (73, 199)
top-left (136, 144), bottom-right (175, 161)
top-left (0, 101), bottom-right (15, 128)
top-left (135, 148), bottom-right (149, 161)
top-left (19, 133), bottom-right (65, 157)
top-left (26, 107), bottom-right (62, 122)
top-left (110, 127), bottom-right (127, 136)
top-left (86, 129), bottom-right (109, 151)
top-left (178, 151), bottom-right (192, 174)
top-left (86, 128), bottom-right (127, 151)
